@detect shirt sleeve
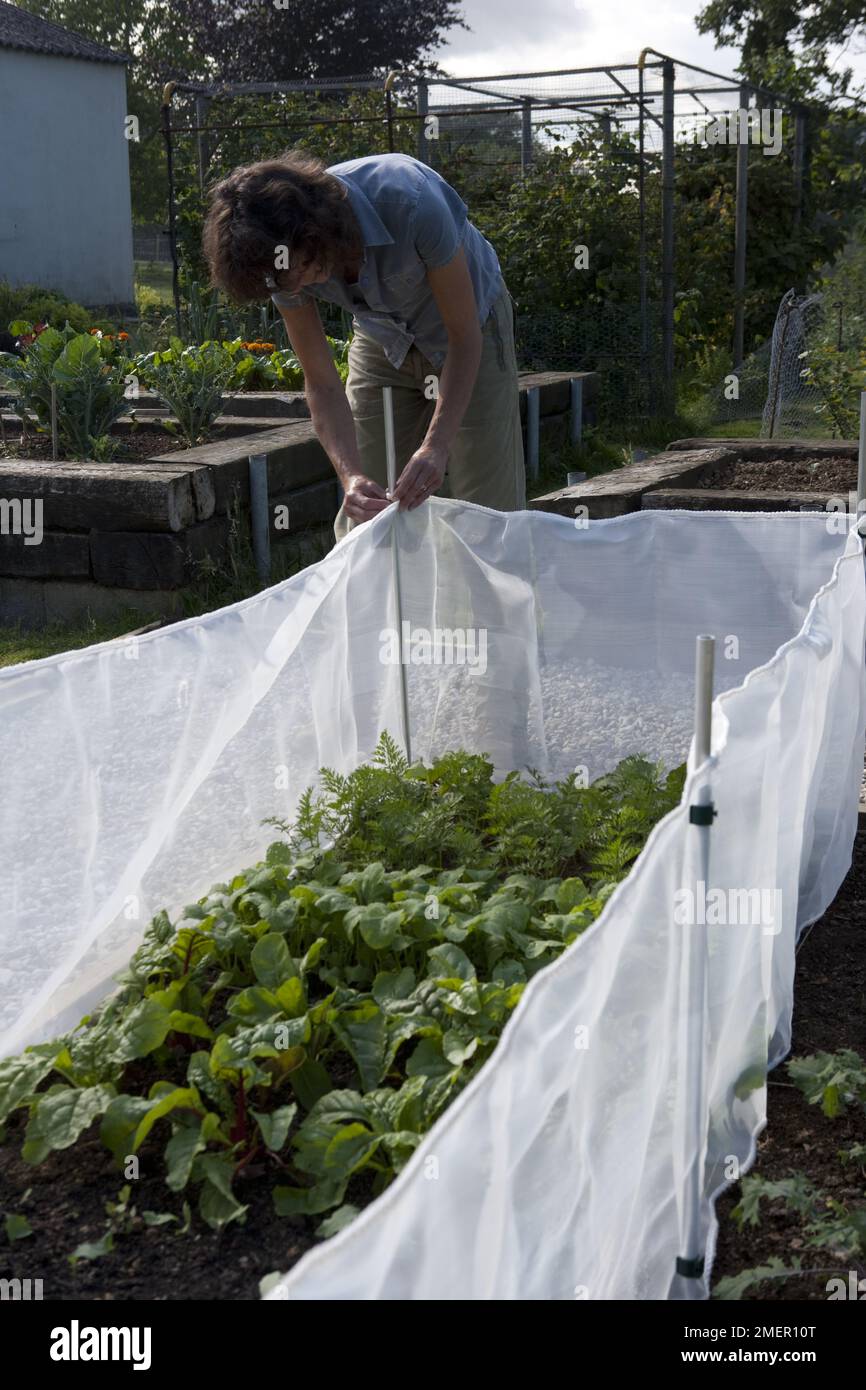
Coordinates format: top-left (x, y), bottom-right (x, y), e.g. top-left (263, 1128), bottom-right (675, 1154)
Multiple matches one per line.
top-left (410, 171), bottom-right (469, 270)
top-left (271, 288), bottom-right (312, 310)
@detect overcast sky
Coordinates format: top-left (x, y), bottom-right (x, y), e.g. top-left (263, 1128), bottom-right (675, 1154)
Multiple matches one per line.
top-left (433, 0), bottom-right (866, 88)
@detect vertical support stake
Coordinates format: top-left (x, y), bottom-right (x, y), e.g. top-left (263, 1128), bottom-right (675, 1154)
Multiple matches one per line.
top-left (526, 385), bottom-right (540, 481)
top-left (661, 59), bottom-right (676, 410)
top-left (676, 633), bottom-right (716, 1283)
top-left (417, 79), bottom-right (429, 164)
top-left (383, 386), bottom-right (412, 764)
top-left (50, 384), bottom-right (58, 462)
top-left (249, 453), bottom-right (271, 583)
top-left (733, 85), bottom-right (750, 369)
top-left (570, 376), bottom-right (583, 447)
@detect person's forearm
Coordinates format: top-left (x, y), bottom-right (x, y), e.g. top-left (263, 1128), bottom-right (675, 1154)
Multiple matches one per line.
top-left (305, 380), bottom-right (363, 488)
top-left (424, 330), bottom-right (483, 454)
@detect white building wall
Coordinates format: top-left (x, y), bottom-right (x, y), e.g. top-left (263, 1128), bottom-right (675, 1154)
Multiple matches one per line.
top-left (0, 49), bottom-right (135, 308)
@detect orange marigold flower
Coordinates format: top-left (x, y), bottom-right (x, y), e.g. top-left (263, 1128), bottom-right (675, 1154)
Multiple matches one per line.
top-left (118, 331), bottom-right (130, 340)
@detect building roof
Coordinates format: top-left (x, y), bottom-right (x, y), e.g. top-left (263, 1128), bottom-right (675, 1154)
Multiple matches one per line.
top-left (0, 2), bottom-right (129, 65)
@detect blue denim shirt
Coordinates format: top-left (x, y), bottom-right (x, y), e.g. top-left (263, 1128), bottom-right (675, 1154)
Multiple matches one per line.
top-left (270, 153), bottom-right (503, 370)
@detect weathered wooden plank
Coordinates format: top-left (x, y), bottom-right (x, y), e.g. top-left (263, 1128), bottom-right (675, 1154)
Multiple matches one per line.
top-left (0, 461), bottom-right (199, 532)
top-left (90, 517), bottom-right (231, 589)
top-left (518, 371), bottom-right (598, 421)
top-left (221, 391), bottom-right (309, 419)
top-left (666, 438), bottom-right (858, 455)
top-left (270, 480), bottom-right (339, 535)
top-left (148, 420), bottom-right (333, 512)
top-left (0, 530), bottom-right (91, 579)
top-left (532, 447), bottom-right (731, 518)
top-left (642, 488), bottom-right (834, 512)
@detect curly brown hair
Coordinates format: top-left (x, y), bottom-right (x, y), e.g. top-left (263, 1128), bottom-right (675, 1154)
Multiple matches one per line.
top-left (202, 149), bottom-right (363, 304)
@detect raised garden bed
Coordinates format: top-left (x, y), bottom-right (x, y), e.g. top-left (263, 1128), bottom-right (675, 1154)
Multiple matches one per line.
top-left (533, 438), bottom-right (862, 520)
top-left (1, 372), bottom-right (596, 629)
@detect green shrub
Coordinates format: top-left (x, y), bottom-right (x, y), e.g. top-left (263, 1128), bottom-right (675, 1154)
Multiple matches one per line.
top-left (0, 280), bottom-right (93, 336)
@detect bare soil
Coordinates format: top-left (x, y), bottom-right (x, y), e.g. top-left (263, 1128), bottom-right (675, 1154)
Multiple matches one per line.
top-left (0, 426), bottom-right (223, 464)
top-left (697, 456), bottom-right (858, 494)
top-left (710, 829), bottom-right (866, 1299)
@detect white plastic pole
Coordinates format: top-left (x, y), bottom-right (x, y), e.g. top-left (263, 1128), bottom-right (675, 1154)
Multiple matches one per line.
top-left (677, 634), bottom-right (715, 1284)
top-left (383, 386), bottom-right (412, 764)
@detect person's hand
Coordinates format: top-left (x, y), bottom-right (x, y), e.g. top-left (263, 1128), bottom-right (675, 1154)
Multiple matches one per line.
top-left (341, 472), bottom-right (391, 524)
top-left (391, 443), bottom-right (447, 510)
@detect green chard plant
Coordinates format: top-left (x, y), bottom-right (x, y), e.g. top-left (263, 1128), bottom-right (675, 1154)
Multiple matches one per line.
top-left (0, 737), bottom-right (684, 1244)
top-left (0, 325), bottom-right (130, 459)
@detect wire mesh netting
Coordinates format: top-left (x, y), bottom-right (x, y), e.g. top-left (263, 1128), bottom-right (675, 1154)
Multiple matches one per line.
top-left (694, 285), bottom-right (864, 439)
top-left (162, 58), bottom-right (807, 424)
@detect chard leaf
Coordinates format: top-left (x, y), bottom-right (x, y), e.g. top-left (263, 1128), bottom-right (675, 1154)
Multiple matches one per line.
top-left (406, 1036), bottom-right (454, 1080)
top-left (556, 877), bottom-right (589, 912)
top-left (317, 1203), bottom-right (360, 1237)
top-left (442, 1029), bottom-right (479, 1066)
top-left (198, 1162), bottom-right (249, 1232)
top-left (427, 943), bottom-right (475, 982)
top-left (323, 1122), bottom-right (382, 1177)
top-left (252, 1103), bottom-right (297, 1152)
top-left (372, 967), bottom-right (416, 1012)
top-left (69, 1232), bottom-right (114, 1264)
top-left (5, 1213), bottom-right (32, 1242)
top-left (289, 1057), bottom-right (333, 1112)
top-left (100, 1093), bottom-right (153, 1162)
top-left (114, 998), bottom-right (172, 1062)
top-left (251, 933), bottom-right (296, 990)
top-left (0, 1051), bottom-right (58, 1123)
top-left (166, 1010), bottom-right (213, 1040)
top-left (23, 1083), bottom-right (116, 1163)
top-left (273, 1177), bottom-right (347, 1217)
top-left (227, 985), bottom-right (282, 1023)
top-left (165, 1119), bottom-right (207, 1191)
top-left (275, 976), bottom-right (307, 1018)
top-left (327, 1003), bottom-right (386, 1091)
top-left (133, 1086), bottom-right (203, 1150)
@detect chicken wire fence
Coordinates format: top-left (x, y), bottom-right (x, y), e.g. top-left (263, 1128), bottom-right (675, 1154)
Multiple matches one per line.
top-left (696, 287), bottom-right (864, 439)
top-left (1, 500), bottom-right (864, 1299)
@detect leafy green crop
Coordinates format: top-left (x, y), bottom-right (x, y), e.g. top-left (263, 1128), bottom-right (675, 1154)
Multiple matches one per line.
top-left (135, 338), bottom-right (237, 446)
top-left (714, 1048), bottom-right (866, 1299)
top-left (0, 326), bottom-right (129, 459)
top-left (0, 737), bottom-right (684, 1247)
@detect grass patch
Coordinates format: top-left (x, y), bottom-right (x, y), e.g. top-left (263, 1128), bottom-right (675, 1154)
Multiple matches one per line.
top-left (0, 611), bottom-right (163, 669)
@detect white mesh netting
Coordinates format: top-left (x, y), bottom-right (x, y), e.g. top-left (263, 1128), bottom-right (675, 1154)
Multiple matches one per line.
top-left (1, 500), bottom-right (863, 1299)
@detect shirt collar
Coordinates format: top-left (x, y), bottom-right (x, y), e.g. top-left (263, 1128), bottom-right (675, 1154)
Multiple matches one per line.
top-left (333, 173), bottom-right (394, 250)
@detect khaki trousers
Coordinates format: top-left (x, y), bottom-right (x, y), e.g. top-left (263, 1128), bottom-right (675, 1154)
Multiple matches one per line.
top-left (334, 284), bottom-right (526, 540)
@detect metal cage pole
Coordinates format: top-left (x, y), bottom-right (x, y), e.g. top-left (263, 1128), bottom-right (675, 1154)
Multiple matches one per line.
top-left (676, 634), bottom-right (716, 1285)
top-left (733, 84), bottom-right (750, 369)
top-left (384, 71), bottom-right (398, 152)
top-left (661, 59), bottom-right (676, 410)
top-left (160, 82), bottom-right (183, 336)
top-left (383, 387), bottom-right (413, 763)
